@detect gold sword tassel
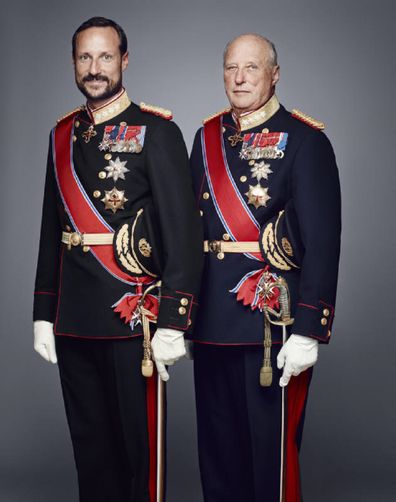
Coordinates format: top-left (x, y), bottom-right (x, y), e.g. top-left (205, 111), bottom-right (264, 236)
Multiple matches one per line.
top-left (139, 281), bottom-right (162, 377)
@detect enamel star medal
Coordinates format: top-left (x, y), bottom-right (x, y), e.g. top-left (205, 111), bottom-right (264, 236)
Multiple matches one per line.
top-left (101, 187), bottom-right (128, 213)
top-left (82, 124), bottom-right (97, 143)
top-left (104, 157), bottom-right (130, 181)
top-left (245, 184), bottom-right (271, 209)
top-left (250, 160), bottom-right (272, 181)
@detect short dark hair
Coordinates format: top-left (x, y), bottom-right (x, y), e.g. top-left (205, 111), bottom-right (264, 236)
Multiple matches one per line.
top-left (72, 17), bottom-right (128, 59)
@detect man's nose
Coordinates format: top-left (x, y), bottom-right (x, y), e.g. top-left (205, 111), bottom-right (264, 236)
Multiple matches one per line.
top-left (89, 58), bottom-right (101, 75)
top-left (234, 67), bottom-right (246, 85)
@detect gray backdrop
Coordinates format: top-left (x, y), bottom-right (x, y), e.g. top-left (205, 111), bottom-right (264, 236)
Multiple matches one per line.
top-left (1, 0), bottom-right (395, 501)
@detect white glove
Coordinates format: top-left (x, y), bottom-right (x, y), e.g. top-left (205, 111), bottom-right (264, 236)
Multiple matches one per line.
top-left (277, 334), bottom-right (318, 387)
top-left (33, 320), bottom-right (57, 364)
top-left (151, 328), bottom-right (185, 381)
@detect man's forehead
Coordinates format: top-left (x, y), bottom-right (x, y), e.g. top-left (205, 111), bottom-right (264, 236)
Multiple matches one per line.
top-left (225, 37), bottom-right (270, 62)
top-left (75, 26), bottom-right (119, 50)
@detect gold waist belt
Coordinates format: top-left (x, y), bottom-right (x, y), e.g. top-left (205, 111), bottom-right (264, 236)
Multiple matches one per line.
top-left (61, 231), bottom-right (114, 248)
top-left (62, 234), bottom-right (260, 254)
top-left (204, 240), bottom-right (260, 253)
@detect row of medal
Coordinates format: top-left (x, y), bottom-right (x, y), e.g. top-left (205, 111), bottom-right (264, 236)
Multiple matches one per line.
top-left (228, 128), bottom-right (288, 209)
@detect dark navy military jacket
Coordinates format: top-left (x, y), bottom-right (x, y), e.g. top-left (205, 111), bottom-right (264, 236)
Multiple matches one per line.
top-left (187, 98), bottom-right (341, 345)
top-left (34, 92), bottom-right (203, 339)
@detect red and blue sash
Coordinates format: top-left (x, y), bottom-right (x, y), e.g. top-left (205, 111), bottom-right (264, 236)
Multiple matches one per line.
top-left (52, 112), bottom-right (151, 286)
top-left (202, 114), bottom-right (263, 262)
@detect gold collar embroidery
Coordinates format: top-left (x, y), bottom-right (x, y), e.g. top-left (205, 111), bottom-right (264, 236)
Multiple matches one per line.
top-left (234, 94), bottom-right (280, 131)
top-left (87, 88), bottom-right (131, 125)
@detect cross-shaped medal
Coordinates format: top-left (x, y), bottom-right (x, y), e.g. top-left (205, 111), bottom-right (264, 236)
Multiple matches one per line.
top-left (228, 131), bottom-right (244, 147)
top-left (82, 124), bottom-right (97, 143)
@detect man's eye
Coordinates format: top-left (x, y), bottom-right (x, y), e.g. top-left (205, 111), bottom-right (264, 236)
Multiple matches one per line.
top-left (79, 55), bottom-right (89, 62)
top-left (226, 66), bottom-right (237, 72)
top-left (246, 64), bottom-right (258, 70)
top-left (103, 54), bottom-right (113, 61)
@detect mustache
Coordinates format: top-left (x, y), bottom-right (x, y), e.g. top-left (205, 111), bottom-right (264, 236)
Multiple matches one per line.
top-left (82, 74), bottom-right (109, 83)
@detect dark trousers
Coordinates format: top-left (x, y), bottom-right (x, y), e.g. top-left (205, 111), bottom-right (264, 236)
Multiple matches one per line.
top-left (56, 335), bottom-right (159, 502)
top-left (194, 343), bottom-right (311, 502)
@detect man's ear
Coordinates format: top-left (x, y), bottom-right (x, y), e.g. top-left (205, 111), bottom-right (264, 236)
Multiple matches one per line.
top-left (122, 51), bottom-right (129, 72)
top-left (272, 65), bottom-right (280, 86)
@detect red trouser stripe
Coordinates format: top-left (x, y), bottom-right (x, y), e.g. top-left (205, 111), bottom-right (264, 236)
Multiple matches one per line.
top-left (284, 370), bottom-right (311, 502)
top-left (147, 373), bottom-right (161, 502)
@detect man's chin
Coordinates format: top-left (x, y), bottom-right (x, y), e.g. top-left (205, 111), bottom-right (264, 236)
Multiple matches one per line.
top-left (229, 99), bottom-right (254, 114)
top-left (77, 82), bottom-right (122, 103)
top-left (82, 87), bottom-right (112, 101)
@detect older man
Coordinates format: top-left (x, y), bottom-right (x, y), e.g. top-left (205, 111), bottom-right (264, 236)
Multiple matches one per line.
top-left (33, 16), bottom-right (202, 502)
top-left (188, 34), bottom-right (341, 501)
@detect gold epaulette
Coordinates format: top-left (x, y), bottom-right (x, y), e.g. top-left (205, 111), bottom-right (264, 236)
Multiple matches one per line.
top-left (291, 109), bottom-right (325, 130)
top-left (56, 105), bottom-right (85, 124)
top-left (140, 102), bottom-right (172, 120)
top-left (202, 107), bottom-right (231, 125)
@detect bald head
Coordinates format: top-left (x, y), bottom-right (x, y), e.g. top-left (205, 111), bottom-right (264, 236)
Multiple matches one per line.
top-left (223, 33), bottom-right (278, 68)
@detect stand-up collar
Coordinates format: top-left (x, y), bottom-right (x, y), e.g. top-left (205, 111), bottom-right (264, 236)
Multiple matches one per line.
top-left (87, 88), bottom-right (131, 125)
top-left (233, 94), bottom-right (280, 131)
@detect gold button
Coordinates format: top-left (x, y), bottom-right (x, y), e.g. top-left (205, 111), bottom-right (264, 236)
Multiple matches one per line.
top-left (178, 307), bottom-right (186, 315)
top-left (200, 210), bottom-right (203, 217)
top-left (188, 319), bottom-right (192, 327)
top-left (65, 225), bottom-right (71, 232)
top-left (93, 190), bottom-right (101, 198)
top-left (70, 232), bottom-right (81, 246)
top-left (120, 121), bottom-right (127, 126)
top-left (75, 120), bottom-right (80, 128)
top-left (327, 330), bottom-right (331, 338)
top-left (203, 192), bottom-right (210, 200)
top-left (323, 308), bottom-right (330, 317)
top-left (217, 252), bottom-right (225, 260)
top-left (180, 298), bottom-right (189, 306)
top-left (262, 128), bottom-right (269, 133)
top-left (104, 153), bottom-right (112, 160)
top-left (72, 135), bottom-right (77, 142)
top-left (240, 176), bottom-right (247, 182)
top-left (223, 233), bottom-right (230, 241)
top-left (321, 318), bottom-right (328, 326)
top-left (98, 171), bottom-right (107, 179)
top-left (249, 160), bottom-right (255, 166)
top-left (82, 246), bottom-right (90, 253)
top-left (222, 126), bottom-right (226, 133)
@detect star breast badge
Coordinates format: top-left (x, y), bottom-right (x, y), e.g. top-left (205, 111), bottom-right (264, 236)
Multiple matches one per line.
top-left (104, 156), bottom-right (130, 181)
top-left (101, 187), bottom-right (128, 213)
top-left (250, 161), bottom-right (273, 181)
top-left (245, 184), bottom-right (271, 209)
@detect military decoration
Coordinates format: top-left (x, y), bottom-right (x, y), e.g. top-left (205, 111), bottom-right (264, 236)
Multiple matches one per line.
top-left (240, 132), bottom-right (288, 160)
top-left (245, 184), bottom-right (271, 209)
top-left (104, 156), bottom-right (130, 181)
top-left (101, 187), bottom-right (128, 213)
top-left (250, 160), bottom-right (272, 181)
top-left (228, 131), bottom-right (244, 147)
top-left (99, 125), bottom-right (146, 153)
top-left (82, 124), bottom-right (97, 143)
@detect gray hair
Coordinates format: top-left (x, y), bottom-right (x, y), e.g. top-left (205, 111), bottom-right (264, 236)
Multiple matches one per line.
top-left (223, 33), bottom-right (278, 67)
